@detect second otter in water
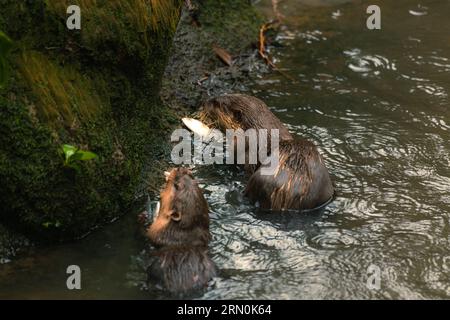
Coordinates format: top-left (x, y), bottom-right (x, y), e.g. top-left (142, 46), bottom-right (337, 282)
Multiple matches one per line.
top-left (198, 94), bottom-right (334, 211)
top-left (145, 168), bottom-right (216, 294)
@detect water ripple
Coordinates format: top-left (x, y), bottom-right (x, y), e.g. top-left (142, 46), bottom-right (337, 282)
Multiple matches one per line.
top-left (345, 49), bottom-right (396, 76)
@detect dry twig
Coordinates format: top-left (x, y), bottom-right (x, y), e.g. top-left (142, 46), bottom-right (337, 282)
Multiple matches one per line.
top-left (258, 21), bottom-right (278, 69)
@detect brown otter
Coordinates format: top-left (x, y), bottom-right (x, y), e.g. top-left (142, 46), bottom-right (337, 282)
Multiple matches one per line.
top-left (199, 94), bottom-right (334, 211)
top-left (144, 168), bottom-right (216, 293)
top-left (200, 94), bottom-right (293, 143)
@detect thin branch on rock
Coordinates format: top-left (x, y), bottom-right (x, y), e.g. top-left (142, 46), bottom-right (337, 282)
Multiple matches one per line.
top-left (258, 20), bottom-right (278, 69)
top-left (258, 20), bottom-right (294, 80)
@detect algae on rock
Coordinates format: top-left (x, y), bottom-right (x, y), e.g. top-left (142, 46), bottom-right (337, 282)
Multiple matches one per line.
top-left (0, 0), bottom-right (265, 248)
top-left (0, 0), bottom-right (182, 240)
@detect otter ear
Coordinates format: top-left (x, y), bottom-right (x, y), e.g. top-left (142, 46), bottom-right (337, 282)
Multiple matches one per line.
top-left (170, 210), bottom-right (182, 222)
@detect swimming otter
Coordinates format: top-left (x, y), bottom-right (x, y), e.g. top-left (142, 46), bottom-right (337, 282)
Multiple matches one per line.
top-left (198, 94), bottom-right (334, 211)
top-left (145, 168), bottom-right (216, 293)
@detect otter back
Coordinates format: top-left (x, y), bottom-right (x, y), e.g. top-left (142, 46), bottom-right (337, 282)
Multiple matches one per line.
top-left (245, 140), bottom-right (334, 211)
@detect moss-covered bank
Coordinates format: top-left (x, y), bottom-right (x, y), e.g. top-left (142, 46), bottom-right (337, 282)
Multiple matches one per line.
top-left (0, 0), bottom-right (264, 255)
top-left (0, 0), bottom-right (182, 241)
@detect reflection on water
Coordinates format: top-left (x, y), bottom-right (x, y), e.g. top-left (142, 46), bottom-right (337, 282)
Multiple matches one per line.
top-left (240, 0), bottom-right (450, 299)
top-left (1, 0), bottom-right (449, 299)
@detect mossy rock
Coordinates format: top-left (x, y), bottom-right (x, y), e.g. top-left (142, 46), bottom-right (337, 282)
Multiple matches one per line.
top-left (0, 0), bottom-right (262, 242)
top-left (197, 0), bottom-right (263, 52)
top-left (0, 0), bottom-right (182, 240)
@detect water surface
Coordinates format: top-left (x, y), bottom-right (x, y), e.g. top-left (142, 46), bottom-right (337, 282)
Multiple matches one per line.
top-left (1, 0), bottom-right (449, 299)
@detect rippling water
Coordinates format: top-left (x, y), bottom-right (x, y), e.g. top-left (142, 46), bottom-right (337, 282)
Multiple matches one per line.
top-left (1, 0), bottom-right (449, 299)
top-left (233, 0), bottom-right (450, 299)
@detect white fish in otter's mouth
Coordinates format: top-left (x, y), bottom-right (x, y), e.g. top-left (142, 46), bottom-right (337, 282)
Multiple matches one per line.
top-left (182, 118), bottom-right (211, 138)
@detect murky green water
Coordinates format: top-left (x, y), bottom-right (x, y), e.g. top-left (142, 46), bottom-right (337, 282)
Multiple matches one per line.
top-left (1, 0), bottom-right (449, 299)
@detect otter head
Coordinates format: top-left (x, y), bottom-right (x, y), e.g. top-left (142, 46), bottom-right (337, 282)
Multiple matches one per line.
top-left (147, 168), bottom-right (210, 248)
top-left (201, 94), bottom-right (293, 141)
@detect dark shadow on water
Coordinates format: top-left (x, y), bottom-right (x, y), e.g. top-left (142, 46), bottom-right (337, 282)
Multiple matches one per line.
top-left (251, 195), bottom-right (335, 232)
top-left (254, 207), bottom-right (329, 232)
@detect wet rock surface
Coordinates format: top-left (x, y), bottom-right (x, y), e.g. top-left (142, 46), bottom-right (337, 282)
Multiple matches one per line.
top-left (0, 224), bottom-right (30, 264)
top-left (161, 0), bottom-right (269, 111)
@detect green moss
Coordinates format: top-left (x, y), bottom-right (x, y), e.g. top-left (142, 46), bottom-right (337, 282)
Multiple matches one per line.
top-left (198, 0), bottom-right (263, 52)
top-left (0, 0), bottom-right (261, 242)
top-left (42, 0), bottom-right (182, 65)
top-left (0, 0), bottom-right (181, 240)
top-left (0, 94), bottom-right (115, 239)
top-left (16, 51), bottom-right (108, 126)
top-left (45, 0), bottom-right (182, 34)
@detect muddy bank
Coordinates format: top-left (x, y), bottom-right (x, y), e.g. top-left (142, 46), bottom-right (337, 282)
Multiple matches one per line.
top-left (161, 0), bottom-right (267, 111)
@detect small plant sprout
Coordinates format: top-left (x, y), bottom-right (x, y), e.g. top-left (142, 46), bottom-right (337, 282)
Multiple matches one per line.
top-left (62, 144), bottom-right (98, 171)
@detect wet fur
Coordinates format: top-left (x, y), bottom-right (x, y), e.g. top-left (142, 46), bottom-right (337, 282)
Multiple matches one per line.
top-left (201, 94), bottom-right (334, 211)
top-left (146, 168), bottom-right (216, 293)
top-left (147, 246), bottom-right (216, 294)
top-left (201, 94), bottom-right (293, 143)
top-left (245, 140), bottom-right (334, 210)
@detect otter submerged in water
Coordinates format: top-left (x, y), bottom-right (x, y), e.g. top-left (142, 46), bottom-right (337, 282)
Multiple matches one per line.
top-left (143, 168), bottom-right (216, 294)
top-left (183, 94), bottom-right (334, 211)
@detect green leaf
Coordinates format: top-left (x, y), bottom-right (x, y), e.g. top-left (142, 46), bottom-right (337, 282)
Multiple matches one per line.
top-left (77, 150), bottom-right (98, 161)
top-left (61, 144), bottom-right (97, 170)
top-left (62, 144), bottom-right (77, 161)
top-left (62, 144), bottom-right (77, 154)
top-left (69, 152), bottom-right (84, 162)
